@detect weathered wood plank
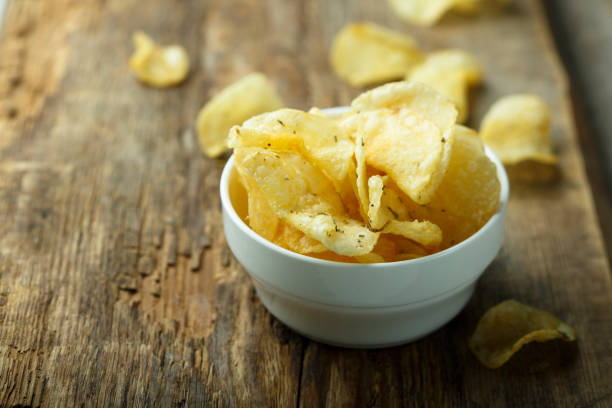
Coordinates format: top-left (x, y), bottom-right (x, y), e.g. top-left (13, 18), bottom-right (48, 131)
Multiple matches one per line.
top-left (0, 0), bottom-right (611, 406)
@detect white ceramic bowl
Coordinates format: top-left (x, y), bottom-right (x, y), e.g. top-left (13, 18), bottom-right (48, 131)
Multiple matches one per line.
top-left (220, 107), bottom-right (509, 348)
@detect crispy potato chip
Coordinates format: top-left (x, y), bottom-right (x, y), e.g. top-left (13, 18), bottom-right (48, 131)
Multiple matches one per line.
top-left (128, 31), bottom-right (190, 88)
top-left (407, 49), bottom-right (482, 123)
top-left (330, 22), bottom-right (423, 87)
top-left (354, 253), bottom-right (386, 264)
top-left (229, 109), bottom-right (354, 190)
top-left (480, 94), bottom-right (556, 165)
top-left (366, 175), bottom-right (442, 247)
top-left (197, 73), bottom-right (283, 158)
top-left (350, 81), bottom-right (458, 132)
top-left (354, 135), bottom-right (370, 220)
top-left (388, 0), bottom-right (510, 26)
top-left (367, 175), bottom-right (409, 230)
top-left (469, 300), bottom-right (576, 369)
top-left (387, 0), bottom-right (457, 26)
top-left (381, 219), bottom-right (442, 248)
top-left (276, 222), bottom-right (328, 254)
top-left (349, 82), bottom-right (457, 205)
top-left (236, 157), bottom-right (326, 254)
top-left (389, 125), bottom-right (500, 248)
top-left (235, 148), bottom-right (378, 256)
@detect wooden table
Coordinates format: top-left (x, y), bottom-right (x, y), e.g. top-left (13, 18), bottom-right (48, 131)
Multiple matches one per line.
top-left (1, 0), bottom-right (611, 406)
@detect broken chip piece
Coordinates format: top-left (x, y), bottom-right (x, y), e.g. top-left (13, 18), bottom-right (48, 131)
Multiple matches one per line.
top-left (196, 73), bottom-right (284, 158)
top-left (128, 31), bottom-right (190, 88)
top-left (330, 22), bottom-right (423, 87)
top-left (469, 300), bottom-right (576, 369)
top-left (480, 94), bottom-right (556, 165)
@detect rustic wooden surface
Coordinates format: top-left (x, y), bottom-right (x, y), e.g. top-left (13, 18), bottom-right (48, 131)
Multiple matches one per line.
top-left (1, 0), bottom-right (611, 406)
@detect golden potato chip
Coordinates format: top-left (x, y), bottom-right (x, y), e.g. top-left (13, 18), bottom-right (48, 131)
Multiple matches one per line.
top-left (388, 0), bottom-right (510, 26)
top-left (235, 148), bottom-right (378, 256)
top-left (354, 253), bottom-right (386, 264)
top-left (341, 97), bottom-right (455, 205)
top-left (350, 81), bottom-right (458, 132)
top-left (408, 49), bottom-right (482, 123)
top-left (469, 300), bottom-right (576, 369)
top-left (381, 219), bottom-right (442, 248)
top-left (354, 135), bottom-right (370, 220)
top-left (367, 175), bottom-right (409, 230)
top-left (197, 73), bottom-right (283, 158)
top-left (128, 31), bottom-right (190, 88)
top-left (275, 222), bottom-right (327, 254)
top-left (330, 22), bottom-right (423, 87)
top-left (480, 94), bottom-right (556, 165)
top-left (389, 125), bottom-right (500, 248)
top-left (387, 0), bottom-right (457, 26)
top-left (229, 109), bottom-right (354, 187)
top-left (236, 157), bottom-right (326, 254)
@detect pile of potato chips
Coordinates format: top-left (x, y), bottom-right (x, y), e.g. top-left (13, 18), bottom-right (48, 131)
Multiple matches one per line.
top-left (228, 81), bottom-right (501, 263)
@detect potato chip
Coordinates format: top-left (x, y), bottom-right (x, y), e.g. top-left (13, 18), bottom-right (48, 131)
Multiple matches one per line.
top-left (407, 49), bottom-right (482, 123)
top-left (367, 175), bottom-right (408, 230)
top-left (236, 156), bottom-right (326, 254)
top-left (387, 0), bottom-right (458, 26)
top-left (276, 222), bottom-right (328, 254)
top-left (341, 85), bottom-right (456, 205)
top-left (389, 125), bottom-right (500, 248)
top-left (469, 300), bottom-right (576, 369)
top-left (354, 135), bottom-right (370, 220)
top-left (480, 94), bottom-right (556, 165)
top-left (330, 22), bottom-right (423, 87)
top-left (235, 148), bottom-right (378, 256)
top-left (381, 219), bottom-right (442, 248)
top-left (350, 81), bottom-right (458, 132)
top-left (197, 73), bottom-right (283, 158)
top-left (229, 109), bottom-right (354, 191)
top-left (128, 31), bottom-right (190, 88)
top-left (387, 0), bottom-right (509, 26)
top-left (354, 253), bottom-right (386, 264)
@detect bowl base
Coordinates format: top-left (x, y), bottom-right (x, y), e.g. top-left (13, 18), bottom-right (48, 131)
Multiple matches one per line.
top-left (253, 279), bottom-right (477, 349)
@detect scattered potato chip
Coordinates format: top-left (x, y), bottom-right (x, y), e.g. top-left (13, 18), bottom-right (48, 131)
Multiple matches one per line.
top-left (196, 73), bottom-right (283, 158)
top-left (235, 149), bottom-right (378, 256)
top-left (388, 0), bottom-right (510, 26)
top-left (407, 49), bottom-right (482, 123)
top-left (330, 22), bottom-right (423, 87)
top-left (340, 104), bottom-right (453, 205)
top-left (469, 300), bottom-right (576, 369)
top-left (480, 94), bottom-right (556, 165)
top-left (128, 31), bottom-right (190, 88)
top-left (387, 0), bottom-right (459, 26)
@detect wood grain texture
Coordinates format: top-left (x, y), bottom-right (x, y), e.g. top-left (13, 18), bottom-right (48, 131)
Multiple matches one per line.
top-left (0, 0), bottom-right (611, 407)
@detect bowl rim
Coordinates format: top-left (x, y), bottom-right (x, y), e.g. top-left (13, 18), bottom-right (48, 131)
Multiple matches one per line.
top-left (220, 106), bottom-right (509, 269)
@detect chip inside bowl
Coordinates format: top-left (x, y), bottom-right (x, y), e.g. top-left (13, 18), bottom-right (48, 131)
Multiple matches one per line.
top-left (230, 81), bottom-right (501, 262)
top-left (469, 300), bottom-right (576, 369)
